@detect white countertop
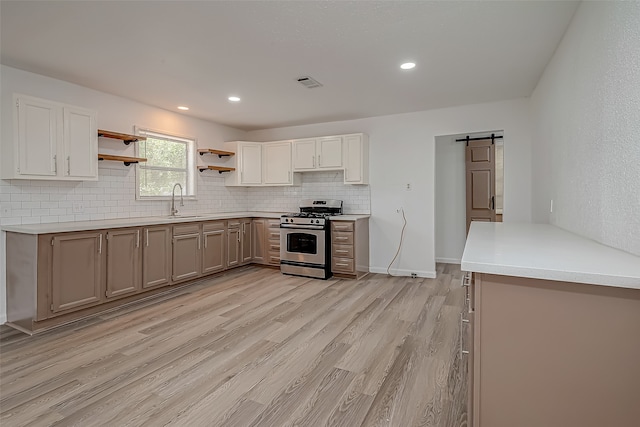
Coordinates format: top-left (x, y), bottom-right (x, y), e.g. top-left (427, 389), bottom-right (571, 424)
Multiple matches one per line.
top-left (1, 212), bottom-right (370, 234)
top-left (461, 222), bottom-right (640, 290)
top-left (330, 214), bottom-right (370, 220)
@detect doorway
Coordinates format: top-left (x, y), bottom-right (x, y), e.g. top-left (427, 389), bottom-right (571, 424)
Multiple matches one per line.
top-left (435, 131), bottom-right (504, 264)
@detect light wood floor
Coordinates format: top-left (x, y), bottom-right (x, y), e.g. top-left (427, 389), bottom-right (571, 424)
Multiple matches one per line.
top-left (0, 264), bottom-right (467, 427)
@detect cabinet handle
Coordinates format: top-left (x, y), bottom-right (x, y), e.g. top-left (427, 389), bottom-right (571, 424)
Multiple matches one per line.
top-left (53, 155), bottom-right (57, 173)
top-left (318, 155), bottom-right (321, 167)
top-left (460, 312), bottom-right (470, 358)
top-left (145, 229), bottom-right (149, 247)
top-left (288, 171), bottom-right (291, 182)
top-left (237, 231), bottom-right (240, 243)
top-left (336, 236), bottom-right (348, 241)
top-left (67, 156), bottom-right (70, 175)
top-left (336, 263), bottom-right (349, 267)
top-left (136, 230), bottom-right (140, 248)
top-left (313, 156), bottom-right (316, 168)
top-left (204, 234), bottom-right (208, 249)
top-left (336, 249), bottom-right (349, 253)
top-left (98, 234), bottom-right (103, 254)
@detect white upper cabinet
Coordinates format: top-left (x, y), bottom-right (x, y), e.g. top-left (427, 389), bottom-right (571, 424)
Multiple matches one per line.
top-left (292, 138), bottom-right (317, 170)
top-left (224, 141), bottom-right (263, 186)
top-left (63, 106), bottom-right (98, 179)
top-left (317, 136), bottom-right (343, 169)
top-left (263, 141), bottom-right (297, 185)
top-left (343, 134), bottom-right (369, 184)
top-left (3, 94), bottom-right (98, 181)
top-left (292, 136), bottom-right (343, 171)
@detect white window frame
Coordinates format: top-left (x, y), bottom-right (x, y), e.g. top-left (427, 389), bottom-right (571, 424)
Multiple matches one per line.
top-left (134, 127), bottom-right (197, 200)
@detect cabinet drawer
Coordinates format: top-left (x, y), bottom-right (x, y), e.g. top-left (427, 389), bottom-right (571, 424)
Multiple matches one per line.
top-left (332, 257), bottom-right (354, 273)
top-left (332, 232), bottom-right (353, 245)
top-left (267, 220), bottom-right (281, 229)
top-left (268, 231), bottom-right (281, 241)
top-left (268, 253), bottom-right (281, 265)
top-left (203, 221), bottom-right (225, 232)
top-left (173, 224), bottom-right (200, 236)
top-left (331, 221), bottom-right (354, 232)
top-left (227, 220), bottom-right (241, 229)
top-left (332, 244), bottom-right (354, 258)
top-left (268, 243), bottom-right (280, 252)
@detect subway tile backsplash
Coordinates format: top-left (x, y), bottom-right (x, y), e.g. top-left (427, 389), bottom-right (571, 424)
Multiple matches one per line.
top-left (0, 165), bottom-right (370, 225)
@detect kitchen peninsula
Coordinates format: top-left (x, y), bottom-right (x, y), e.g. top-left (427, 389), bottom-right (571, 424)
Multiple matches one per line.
top-left (461, 222), bottom-right (640, 427)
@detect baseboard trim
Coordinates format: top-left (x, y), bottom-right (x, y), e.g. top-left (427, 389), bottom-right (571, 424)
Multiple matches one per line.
top-left (436, 257), bottom-right (461, 264)
top-left (369, 267), bottom-right (437, 279)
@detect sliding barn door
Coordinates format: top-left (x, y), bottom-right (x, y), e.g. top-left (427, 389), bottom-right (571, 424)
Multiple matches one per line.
top-left (466, 139), bottom-right (496, 233)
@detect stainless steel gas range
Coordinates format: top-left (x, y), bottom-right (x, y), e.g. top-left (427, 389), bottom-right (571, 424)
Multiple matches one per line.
top-left (280, 199), bottom-right (343, 279)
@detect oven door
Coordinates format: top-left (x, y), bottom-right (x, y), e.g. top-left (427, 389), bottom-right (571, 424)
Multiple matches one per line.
top-left (280, 228), bottom-right (326, 265)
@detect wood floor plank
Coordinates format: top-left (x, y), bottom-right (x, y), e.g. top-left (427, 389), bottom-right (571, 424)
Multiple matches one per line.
top-left (0, 264), bottom-right (467, 427)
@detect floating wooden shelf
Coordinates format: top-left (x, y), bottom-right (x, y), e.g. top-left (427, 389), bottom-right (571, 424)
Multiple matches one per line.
top-left (198, 148), bottom-right (235, 158)
top-left (197, 165), bottom-right (235, 174)
top-left (98, 129), bottom-right (146, 145)
top-left (98, 154), bottom-right (147, 166)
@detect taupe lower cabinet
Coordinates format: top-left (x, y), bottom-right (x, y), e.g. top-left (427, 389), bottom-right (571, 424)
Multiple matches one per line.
top-left (5, 216), bottom-right (279, 333)
top-left (202, 221), bottom-right (225, 274)
top-left (142, 225), bottom-right (171, 289)
top-left (252, 219), bottom-right (266, 264)
top-left (330, 218), bottom-right (369, 279)
top-left (251, 218), bottom-right (281, 267)
top-left (51, 231), bottom-right (104, 313)
top-left (465, 272), bottom-right (640, 427)
top-left (172, 224), bottom-right (201, 282)
top-left (105, 228), bottom-right (142, 298)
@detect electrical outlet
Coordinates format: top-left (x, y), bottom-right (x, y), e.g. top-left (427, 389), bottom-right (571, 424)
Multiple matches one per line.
top-left (72, 202), bottom-right (85, 214)
top-left (396, 207), bottom-right (402, 213)
top-left (411, 273), bottom-right (417, 279)
top-left (405, 183), bottom-right (412, 191)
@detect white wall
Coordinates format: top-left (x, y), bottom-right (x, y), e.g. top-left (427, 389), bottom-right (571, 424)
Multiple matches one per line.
top-left (531, 1), bottom-right (640, 256)
top-left (248, 98), bottom-right (532, 277)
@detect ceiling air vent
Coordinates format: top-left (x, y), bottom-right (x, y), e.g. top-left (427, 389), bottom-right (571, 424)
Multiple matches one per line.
top-left (296, 76), bottom-right (323, 89)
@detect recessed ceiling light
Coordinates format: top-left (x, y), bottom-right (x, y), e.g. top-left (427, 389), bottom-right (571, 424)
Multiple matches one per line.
top-left (228, 96), bottom-right (241, 102)
top-left (177, 106), bottom-right (189, 110)
top-left (400, 62), bottom-right (416, 70)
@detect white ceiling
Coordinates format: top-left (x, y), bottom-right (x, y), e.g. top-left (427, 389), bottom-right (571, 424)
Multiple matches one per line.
top-left (0, 1), bottom-right (579, 131)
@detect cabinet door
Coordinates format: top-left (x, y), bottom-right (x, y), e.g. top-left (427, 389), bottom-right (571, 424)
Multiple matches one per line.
top-left (240, 143), bottom-right (262, 185)
top-left (172, 233), bottom-right (201, 282)
top-left (292, 138), bottom-right (317, 170)
top-left (203, 229), bottom-right (225, 274)
top-left (51, 232), bottom-right (103, 313)
top-left (241, 219), bottom-right (253, 264)
top-left (227, 227), bottom-right (241, 267)
top-left (16, 96), bottom-right (58, 177)
top-left (143, 226), bottom-right (172, 289)
top-left (263, 142), bottom-right (292, 184)
top-left (343, 134), bottom-right (363, 183)
top-left (106, 228), bottom-right (141, 298)
top-left (63, 106), bottom-right (98, 179)
top-left (252, 219), bottom-right (266, 264)
top-left (318, 136), bottom-right (342, 168)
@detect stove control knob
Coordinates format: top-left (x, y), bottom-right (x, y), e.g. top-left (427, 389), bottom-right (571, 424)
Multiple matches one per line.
top-left (315, 219), bottom-right (320, 224)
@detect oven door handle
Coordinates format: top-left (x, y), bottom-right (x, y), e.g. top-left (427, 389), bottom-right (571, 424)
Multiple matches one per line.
top-left (280, 224), bottom-right (325, 230)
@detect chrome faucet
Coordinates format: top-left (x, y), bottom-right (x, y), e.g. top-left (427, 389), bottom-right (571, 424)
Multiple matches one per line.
top-left (170, 183), bottom-right (184, 216)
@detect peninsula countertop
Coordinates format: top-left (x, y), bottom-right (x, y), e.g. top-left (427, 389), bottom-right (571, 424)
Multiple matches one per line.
top-left (461, 222), bottom-right (640, 290)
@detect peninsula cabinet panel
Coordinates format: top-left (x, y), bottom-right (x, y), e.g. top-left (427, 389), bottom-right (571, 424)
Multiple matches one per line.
top-left (202, 222), bottom-right (226, 274)
top-left (142, 226), bottom-right (172, 289)
top-left (51, 232), bottom-right (104, 313)
top-left (471, 273), bottom-right (640, 427)
top-left (105, 228), bottom-right (142, 299)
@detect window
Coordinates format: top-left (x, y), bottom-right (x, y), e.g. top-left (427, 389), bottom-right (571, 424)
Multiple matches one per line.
top-left (135, 128), bottom-right (196, 199)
